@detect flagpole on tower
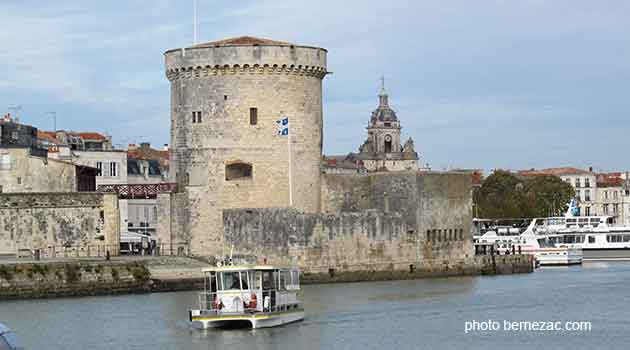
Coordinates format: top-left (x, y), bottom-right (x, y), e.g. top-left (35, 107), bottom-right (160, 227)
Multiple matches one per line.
top-left (193, 0), bottom-right (198, 45)
top-left (288, 119), bottom-right (293, 207)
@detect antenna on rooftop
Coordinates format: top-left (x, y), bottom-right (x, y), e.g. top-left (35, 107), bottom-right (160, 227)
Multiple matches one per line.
top-left (8, 105), bottom-right (22, 123)
top-left (193, 0), bottom-right (198, 45)
top-left (46, 111), bottom-right (57, 131)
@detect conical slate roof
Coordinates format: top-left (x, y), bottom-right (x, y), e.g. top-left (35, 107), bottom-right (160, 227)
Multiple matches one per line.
top-left (192, 36), bottom-right (293, 48)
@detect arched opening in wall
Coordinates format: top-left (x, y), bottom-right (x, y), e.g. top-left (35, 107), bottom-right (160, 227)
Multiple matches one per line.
top-left (384, 134), bottom-right (392, 153)
top-left (225, 162), bottom-right (253, 181)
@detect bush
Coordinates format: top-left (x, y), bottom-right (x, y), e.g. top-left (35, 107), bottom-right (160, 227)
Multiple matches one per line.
top-left (32, 264), bottom-right (49, 277)
top-left (64, 264), bottom-right (81, 283)
top-left (0, 265), bottom-right (14, 281)
top-left (130, 265), bottom-right (150, 283)
top-left (111, 268), bottom-right (119, 282)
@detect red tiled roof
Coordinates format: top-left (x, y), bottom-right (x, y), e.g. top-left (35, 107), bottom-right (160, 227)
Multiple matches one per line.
top-left (37, 130), bottom-right (58, 142)
top-left (193, 36), bottom-right (293, 48)
top-left (518, 167), bottom-right (591, 176)
top-left (74, 132), bottom-right (106, 141)
top-left (597, 173), bottom-right (625, 187)
top-left (128, 149), bottom-right (169, 161)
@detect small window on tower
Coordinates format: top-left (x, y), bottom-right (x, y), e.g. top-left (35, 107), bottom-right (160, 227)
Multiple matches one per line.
top-left (226, 162), bottom-right (253, 181)
top-left (192, 111), bottom-right (202, 123)
top-left (384, 122), bottom-right (391, 127)
top-left (250, 108), bottom-right (258, 125)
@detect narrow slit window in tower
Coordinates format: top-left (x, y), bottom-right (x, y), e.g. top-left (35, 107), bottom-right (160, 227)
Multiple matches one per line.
top-left (250, 108), bottom-right (258, 125)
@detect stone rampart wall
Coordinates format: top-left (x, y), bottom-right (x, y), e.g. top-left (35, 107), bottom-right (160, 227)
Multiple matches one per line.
top-left (0, 193), bottom-right (120, 256)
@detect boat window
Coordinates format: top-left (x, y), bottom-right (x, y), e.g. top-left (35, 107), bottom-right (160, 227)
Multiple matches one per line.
top-left (291, 269), bottom-right (300, 287)
top-left (279, 271), bottom-right (288, 291)
top-left (588, 236), bottom-right (595, 244)
top-left (262, 271), bottom-right (274, 290)
top-left (209, 272), bottom-right (217, 293)
top-left (241, 272), bottom-right (249, 290)
top-left (254, 271), bottom-right (262, 290)
top-left (220, 271), bottom-right (247, 290)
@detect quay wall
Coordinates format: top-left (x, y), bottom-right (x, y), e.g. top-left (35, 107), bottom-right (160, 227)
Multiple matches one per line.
top-left (0, 261), bottom-right (152, 300)
top-left (0, 258), bottom-right (209, 300)
top-left (0, 255), bottom-right (533, 300)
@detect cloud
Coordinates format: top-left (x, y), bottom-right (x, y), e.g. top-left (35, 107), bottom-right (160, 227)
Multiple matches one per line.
top-left (1, 0), bottom-right (629, 171)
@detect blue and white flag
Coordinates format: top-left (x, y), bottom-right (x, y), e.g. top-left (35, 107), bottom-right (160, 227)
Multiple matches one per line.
top-left (276, 117), bottom-right (289, 136)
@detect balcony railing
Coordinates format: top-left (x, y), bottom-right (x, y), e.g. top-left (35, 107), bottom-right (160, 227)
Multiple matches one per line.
top-left (98, 183), bottom-right (178, 199)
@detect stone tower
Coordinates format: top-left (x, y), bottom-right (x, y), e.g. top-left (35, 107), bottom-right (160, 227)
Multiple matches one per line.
top-left (164, 36), bottom-right (328, 255)
top-left (357, 78), bottom-right (419, 172)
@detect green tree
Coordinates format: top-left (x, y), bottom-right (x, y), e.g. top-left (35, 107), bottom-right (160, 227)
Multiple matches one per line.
top-left (522, 175), bottom-right (575, 217)
top-left (474, 170), bottom-right (525, 218)
top-left (473, 171), bottom-right (574, 218)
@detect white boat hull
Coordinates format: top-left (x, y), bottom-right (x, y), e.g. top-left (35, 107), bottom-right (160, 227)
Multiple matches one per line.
top-left (191, 310), bottom-right (304, 329)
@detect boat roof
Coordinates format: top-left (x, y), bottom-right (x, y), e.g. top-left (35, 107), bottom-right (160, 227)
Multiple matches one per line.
top-left (202, 265), bottom-right (296, 273)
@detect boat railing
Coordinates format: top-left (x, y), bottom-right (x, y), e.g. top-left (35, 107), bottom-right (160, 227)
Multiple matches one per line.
top-left (198, 291), bottom-right (259, 314)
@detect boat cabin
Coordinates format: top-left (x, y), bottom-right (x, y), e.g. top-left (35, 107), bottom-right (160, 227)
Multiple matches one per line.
top-left (199, 265), bottom-right (301, 315)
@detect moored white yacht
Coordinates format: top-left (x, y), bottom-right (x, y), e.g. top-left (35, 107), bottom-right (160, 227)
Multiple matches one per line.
top-left (530, 202), bottom-right (630, 261)
top-left (188, 264), bottom-right (304, 329)
top-left (473, 218), bottom-right (583, 266)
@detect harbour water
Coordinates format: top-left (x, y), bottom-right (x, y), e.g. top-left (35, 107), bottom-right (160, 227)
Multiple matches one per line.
top-left (2, 262), bottom-right (630, 350)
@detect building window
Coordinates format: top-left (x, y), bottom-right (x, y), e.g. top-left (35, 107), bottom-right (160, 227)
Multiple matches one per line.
top-left (17, 177), bottom-right (21, 185)
top-left (225, 162), bottom-right (253, 181)
top-left (109, 162), bottom-right (117, 177)
top-left (249, 108), bottom-right (258, 125)
top-left (604, 204), bottom-right (609, 215)
top-left (0, 154), bottom-right (11, 170)
top-left (96, 161), bottom-right (103, 176)
top-left (585, 206), bottom-right (590, 216)
top-left (585, 178), bottom-right (590, 188)
top-left (192, 111), bottom-right (202, 123)
top-left (575, 178), bottom-right (581, 188)
top-left (585, 189), bottom-right (591, 202)
top-left (614, 191), bottom-right (618, 200)
top-left (576, 190), bottom-right (581, 201)
top-left (614, 204), bottom-right (619, 215)
top-left (604, 191), bottom-right (608, 200)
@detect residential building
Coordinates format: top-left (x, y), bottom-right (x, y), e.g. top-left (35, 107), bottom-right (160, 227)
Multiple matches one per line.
top-left (518, 167), bottom-right (597, 216)
top-left (1, 116), bottom-right (96, 193)
top-left (126, 142), bottom-right (170, 236)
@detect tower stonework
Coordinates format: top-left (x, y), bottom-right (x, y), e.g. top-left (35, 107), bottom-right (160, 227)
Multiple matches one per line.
top-left (164, 36), bottom-right (327, 255)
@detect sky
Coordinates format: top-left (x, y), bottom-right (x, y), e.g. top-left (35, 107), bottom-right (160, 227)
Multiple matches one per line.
top-left (1, 0), bottom-right (629, 172)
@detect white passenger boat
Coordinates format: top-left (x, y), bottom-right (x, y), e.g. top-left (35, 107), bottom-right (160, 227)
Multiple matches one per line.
top-left (529, 200), bottom-right (630, 261)
top-left (473, 218), bottom-right (583, 266)
top-left (188, 265), bottom-right (304, 329)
